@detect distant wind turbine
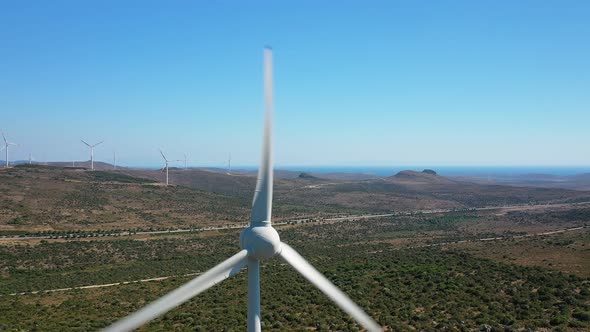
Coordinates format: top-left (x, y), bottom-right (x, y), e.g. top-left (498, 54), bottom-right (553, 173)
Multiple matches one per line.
top-left (227, 153), bottom-right (232, 175)
top-left (113, 151), bottom-right (117, 170)
top-left (80, 139), bottom-right (103, 171)
top-left (104, 47), bottom-right (381, 332)
top-left (160, 150), bottom-right (180, 185)
top-left (28, 153), bottom-right (34, 165)
top-left (183, 153), bottom-right (188, 170)
top-left (1, 131), bottom-right (18, 168)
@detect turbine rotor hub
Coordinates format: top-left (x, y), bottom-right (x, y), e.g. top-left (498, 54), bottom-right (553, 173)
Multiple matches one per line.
top-left (240, 224), bottom-right (281, 260)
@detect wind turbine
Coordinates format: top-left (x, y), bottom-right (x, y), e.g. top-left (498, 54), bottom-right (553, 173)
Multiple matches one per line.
top-left (104, 48), bottom-right (381, 332)
top-left (227, 153), bottom-right (232, 175)
top-left (160, 150), bottom-right (180, 186)
top-left (113, 151), bottom-right (117, 170)
top-left (1, 131), bottom-right (17, 168)
top-left (80, 139), bottom-right (103, 171)
top-left (183, 153), bottom-right (188, 170)
top-left (28, 153), bottom-right (34, 165)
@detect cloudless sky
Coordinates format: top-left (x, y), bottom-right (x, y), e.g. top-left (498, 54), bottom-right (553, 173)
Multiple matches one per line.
top-left (1, 1), bottom-right (589, 167)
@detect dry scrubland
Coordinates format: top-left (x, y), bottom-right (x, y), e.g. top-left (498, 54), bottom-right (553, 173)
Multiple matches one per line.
top-left (0, 165), bottom-right (589, 331)
top-left (2, 165), bottom-right (590, 234)
top-left (0, 166), bottom-right (250, 232)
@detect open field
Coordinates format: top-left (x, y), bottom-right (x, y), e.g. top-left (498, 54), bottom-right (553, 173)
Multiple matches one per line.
top-left (1, 208), bottom-right (589, 330)
top-left (3, 165), bottom-right (590, 234)
top-left (0, 166), bottom-right (250, 233)
top-left (1, 227), bottom-right (590, 331)
top-left (1, 166), bottom-right (590, 331)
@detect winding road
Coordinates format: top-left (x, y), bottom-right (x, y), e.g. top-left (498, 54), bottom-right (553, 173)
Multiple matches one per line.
top-left (3, 224), bottom-right (588, 297)
top-left (1, 201), bottom-right (589, 242)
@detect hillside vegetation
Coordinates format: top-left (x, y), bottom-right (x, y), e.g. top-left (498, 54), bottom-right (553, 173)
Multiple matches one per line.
top-left (2, 165), bottom-right (590, 234)
top-left (0, 211), bottom-right (589, 331)
top-left (0, 165), bottom-right (250, 232)
top-left (1, 165), bottom-right (590, 330)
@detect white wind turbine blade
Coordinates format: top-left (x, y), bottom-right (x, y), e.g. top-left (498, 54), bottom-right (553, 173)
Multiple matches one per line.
top-left (92, 141), bottom-right (104, 148)
top-left (159, 149), bottom-right (168, 162)
top-left (250, 47), bottom-right (274, 226)
top-left (1, 132), bottom-right (17, 146)
top-left (103, 250), bottom-right (249, 332)
top-left (81, 139), bottom-right (91, 147)
top-left (0, 145), bottom-right (5, 151)
top-left (279, 243), bottom-right (382, 332)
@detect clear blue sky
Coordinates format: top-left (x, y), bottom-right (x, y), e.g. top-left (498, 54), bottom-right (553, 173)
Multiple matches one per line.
top-left (1, 1), bottom-right (589, 167)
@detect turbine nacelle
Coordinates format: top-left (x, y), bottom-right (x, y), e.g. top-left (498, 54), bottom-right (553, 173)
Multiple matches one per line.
top-left (240, 225), bottom-right (281, 260)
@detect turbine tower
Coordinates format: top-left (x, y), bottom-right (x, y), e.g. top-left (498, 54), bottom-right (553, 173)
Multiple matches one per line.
top-left (183, 153), bottom-right (188, 170)
top-left (28, 153), bottom-right (34, 165)
top-left (104, 47), bottom-right (381, 332)
top-left (160, 150), bottom-right (180, 186)
top-left (113, 151), bottom-right (117, 170)
top-left (227, 153), bottom-right (232, 175)
top-left (1, 132), bottom-right (17, 168)
top-left (80, 139), bottom-right (103, 171)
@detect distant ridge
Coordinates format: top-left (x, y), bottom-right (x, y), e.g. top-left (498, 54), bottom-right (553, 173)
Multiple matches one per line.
top-left (2, 160), bottom-right (126, 171)
top-left (422, 169), bottom-right (437, 175)
top-left (204, 167), bottom-right (380, 181)
top-left (386, 169), bottom-right (457, 186)
top-left (44, 161), bottom-right (120, 171)
top-left (297, 172), bottom-right (319, 180)
top-left (393, 169), bottom-right (440, 178)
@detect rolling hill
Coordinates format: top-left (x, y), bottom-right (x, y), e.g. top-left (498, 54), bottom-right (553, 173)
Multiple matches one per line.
top-left (2, 165), bottom-right (590, 235)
